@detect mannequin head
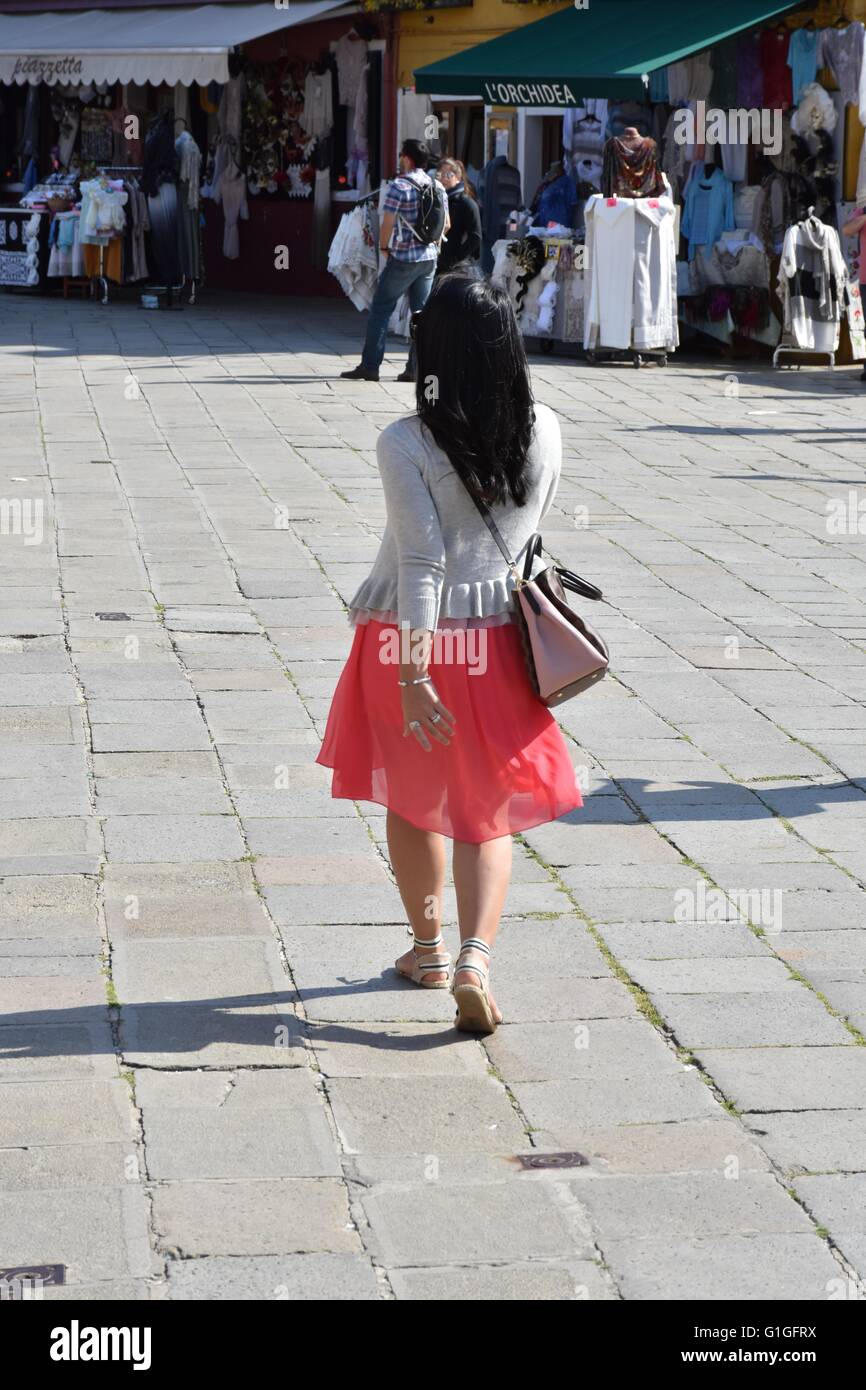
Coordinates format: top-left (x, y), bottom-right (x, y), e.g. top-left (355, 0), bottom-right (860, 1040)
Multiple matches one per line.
top-left (620, 126), bottom-right (644, 148)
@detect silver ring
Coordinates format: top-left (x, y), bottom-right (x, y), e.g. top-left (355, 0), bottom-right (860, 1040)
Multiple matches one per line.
top-left (430, 712), bottom-right (442, 725)
top-left (409, 720), bottom-right (422, 732)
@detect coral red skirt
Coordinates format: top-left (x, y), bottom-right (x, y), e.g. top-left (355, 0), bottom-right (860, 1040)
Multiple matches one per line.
top-left (316, 618), bottom-right (582, 842)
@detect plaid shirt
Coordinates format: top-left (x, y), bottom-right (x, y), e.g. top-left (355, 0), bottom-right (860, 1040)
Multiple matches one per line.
top-left (382, 171), bottom-right (439, 263)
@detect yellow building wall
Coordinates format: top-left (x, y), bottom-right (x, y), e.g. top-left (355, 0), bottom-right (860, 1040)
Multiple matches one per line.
top-left (396, 0), bottom-right (572, 90)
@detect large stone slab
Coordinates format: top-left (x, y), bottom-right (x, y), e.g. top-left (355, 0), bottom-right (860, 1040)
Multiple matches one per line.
top-left (103, 860), bottom-right (269, 938)
top-left (102, 814), bottom-right (245, 863)
top-left (152, 1178), bottom-right (358, 1256)
top-left (600, 1232), bottom-right (842, 1300)
top-left (511, 1070), bottom-right (720, 1134)
top-left (327, 1076), bottom-right (529, 1154)
top-left (652, 986), bottom-right (850, 1047)
top-left (135, 1069), bottom-right (340, 1179)
top-left (360, 1179), bottom-right (594, 1267)
top-left (693, 1046), bottom-right (866, 1112)
top-left (0, 1187), bottom-right (152, 1284)
top-left (165, 1253), bottom-right (379, 1300)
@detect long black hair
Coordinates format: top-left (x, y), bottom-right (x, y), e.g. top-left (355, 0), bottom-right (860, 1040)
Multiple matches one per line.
top-left (413, 273), bottom-right (535, 507)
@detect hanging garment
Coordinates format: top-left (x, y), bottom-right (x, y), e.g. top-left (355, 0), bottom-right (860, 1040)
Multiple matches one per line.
top-left (788, 27), bottom-right (821, 104)
top-left (218, 75), bottom-right (243, 147)
top-left (57, 105), bottom-right (79, 168)
top-left (328, 203), bottom-right (378, 309)
top-left (79, 178), bottom-right (128, 245)
top-left (681, 166), bottom-right (735, 260)
top-left (737, 32), bottom-right (764, 107)
top-left (312, 167), bottom-right (331, 271)
top-left (718, 120), bottom-right (748, 184)
top-left (348, 62), bottom-right (369, 191)
top-left (649, 69), bottom-right (669, 103)
top-left (734, 184), bottom-right (762, 228)
top-left (661, 109), bottom-right (690, 199)
top-left (175, 131), bottom-right (202, 209)
top-left (710, 38), bottom-right (739, 108)
top-left (147, 180), bottom-right (181, 284)
top-left (632, 196), bottom-right (679, 351)
top-left (602, 136), bottom-right (665, 199)
top-left (581, 98), bottom-right (609, 124)
top-left (778, 214), bottom-right (848, 350)
top-left (176, 179), bottom-right (200, 280)
top-left (692, 241), bottom-right (769, 290)
top-left (212, 159), bottom-right (248, 259)
top-left (47, 211), bottom-right (85, 277)
top-left (303, 69), bottom-right (334, 139)
top-left (752, 171), bottom-right (790, 253)
top-left (534, 173), bottom-right (577, 229)
top-left (478, 156), bottom-right (523, 270)
top-left (817, 22), bottom-right (866, 118)
top-left (19, 85), bottom-right (40, 161)
top-left (397, 90), bottom-right (433, 146)
top-left (124, 184), bottom-right (149, 282)
top-left (666, 54), bottom-right (713, 103)
top-left (584, 194), bottom-right (636, 350)
top-left (141, 112), bottom-right (177, 198)
top-left (334, 32), bottom-right (367, 105)
top-left (572, 155), bottom-right (603, 189)
top-left (791, 82), bottom-right (838, 136)
top-left (760, 29), bottom-right (794, 109)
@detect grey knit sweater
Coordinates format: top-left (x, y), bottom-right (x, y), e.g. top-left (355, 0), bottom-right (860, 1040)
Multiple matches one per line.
top-left (350, 403), bottom-right (562, 631)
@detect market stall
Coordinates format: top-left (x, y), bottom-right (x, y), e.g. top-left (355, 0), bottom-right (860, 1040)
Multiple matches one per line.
top-left (0, 2), bottom-right (384, 302)
top-left (414, 0), bottom-right (866, 366)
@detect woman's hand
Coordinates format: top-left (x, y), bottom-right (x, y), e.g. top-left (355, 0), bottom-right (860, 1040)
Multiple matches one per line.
top-left (401, 681), bottom-right (456, 751)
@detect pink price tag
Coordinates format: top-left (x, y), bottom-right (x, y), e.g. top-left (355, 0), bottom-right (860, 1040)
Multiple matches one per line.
top-left (648, 199), bottom-right (660, 208)
top-left (606, 197), bottom-right (617, 206)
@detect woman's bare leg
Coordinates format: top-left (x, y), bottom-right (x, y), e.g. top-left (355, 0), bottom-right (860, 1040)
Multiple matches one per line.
top-left (452, 835), bottom-right (512, 1023)
top-left (387, 810), bottom-right (448, 983)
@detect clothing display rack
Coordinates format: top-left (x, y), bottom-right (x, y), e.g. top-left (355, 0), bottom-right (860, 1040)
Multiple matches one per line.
top-left (583, 191), bottom-right (678, 368)
top-left (773, 209), bottom-right (848, 370)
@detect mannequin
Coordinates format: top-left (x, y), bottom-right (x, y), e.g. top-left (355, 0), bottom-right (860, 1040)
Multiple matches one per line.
top-left (602, 126), bottom-right (665, 198)
top-left (620, 126), bottom-right (645, 150)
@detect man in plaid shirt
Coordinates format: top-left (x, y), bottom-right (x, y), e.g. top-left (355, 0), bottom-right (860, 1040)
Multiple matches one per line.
top-left (342, 140), bottom-right (448, 383)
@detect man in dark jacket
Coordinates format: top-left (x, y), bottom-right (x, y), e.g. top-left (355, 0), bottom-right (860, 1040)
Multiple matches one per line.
top-left (436, 159), bottom-right (482, 276)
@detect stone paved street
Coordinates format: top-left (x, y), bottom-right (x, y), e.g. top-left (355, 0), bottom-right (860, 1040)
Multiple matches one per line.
top-left (2, 291), bottom-right (866, 1301)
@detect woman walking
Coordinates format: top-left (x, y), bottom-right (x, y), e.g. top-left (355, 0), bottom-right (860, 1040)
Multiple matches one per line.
top-left (317, 275), bottom-right (582, 1034)
top-left (436, 158), bottom-right (482, 277)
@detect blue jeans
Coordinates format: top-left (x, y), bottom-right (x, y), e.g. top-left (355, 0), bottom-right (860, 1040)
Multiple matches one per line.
top-left (361, 255), bottom-right (436, 371)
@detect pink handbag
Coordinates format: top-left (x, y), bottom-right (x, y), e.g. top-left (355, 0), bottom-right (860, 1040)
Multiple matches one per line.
top-left (470, 498), bottom-right (609, 707)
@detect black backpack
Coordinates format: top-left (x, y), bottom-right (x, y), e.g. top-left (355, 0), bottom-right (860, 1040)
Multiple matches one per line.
top-left (402, 173), bottom-right (447, 245)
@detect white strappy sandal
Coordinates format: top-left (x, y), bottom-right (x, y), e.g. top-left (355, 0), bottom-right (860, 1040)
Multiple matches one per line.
top-left (395, 929), bottom-right (452, 989)
top-left (451, 937), bottom-right (498, 1034)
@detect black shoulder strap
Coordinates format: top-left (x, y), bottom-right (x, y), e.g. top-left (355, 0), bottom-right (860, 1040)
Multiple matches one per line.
top-left (465, 488), bottom-right (519, 572)
top-left (465, 482), bottom-right (604, 600)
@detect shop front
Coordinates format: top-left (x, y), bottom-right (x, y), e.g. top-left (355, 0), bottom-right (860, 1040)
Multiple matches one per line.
top-left (0, 0), bottom-right (390, 301)
top-left (413, 0), bottom-right (866, 365)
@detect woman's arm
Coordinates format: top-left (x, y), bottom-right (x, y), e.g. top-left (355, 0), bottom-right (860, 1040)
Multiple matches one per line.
top-left (377, 429), bottom-right (446, 634)
top-left (377, 429), bottom-right (455, 749)
top-left (842, 209), bottom-right (866, 238)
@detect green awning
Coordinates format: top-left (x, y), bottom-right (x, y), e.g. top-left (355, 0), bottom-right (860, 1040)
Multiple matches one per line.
top-left (414, 0), bottom-right (806, 104)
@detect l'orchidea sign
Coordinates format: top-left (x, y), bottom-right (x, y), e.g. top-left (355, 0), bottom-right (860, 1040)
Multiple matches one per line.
top-left (481, 80), bottom-right (581, 107)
